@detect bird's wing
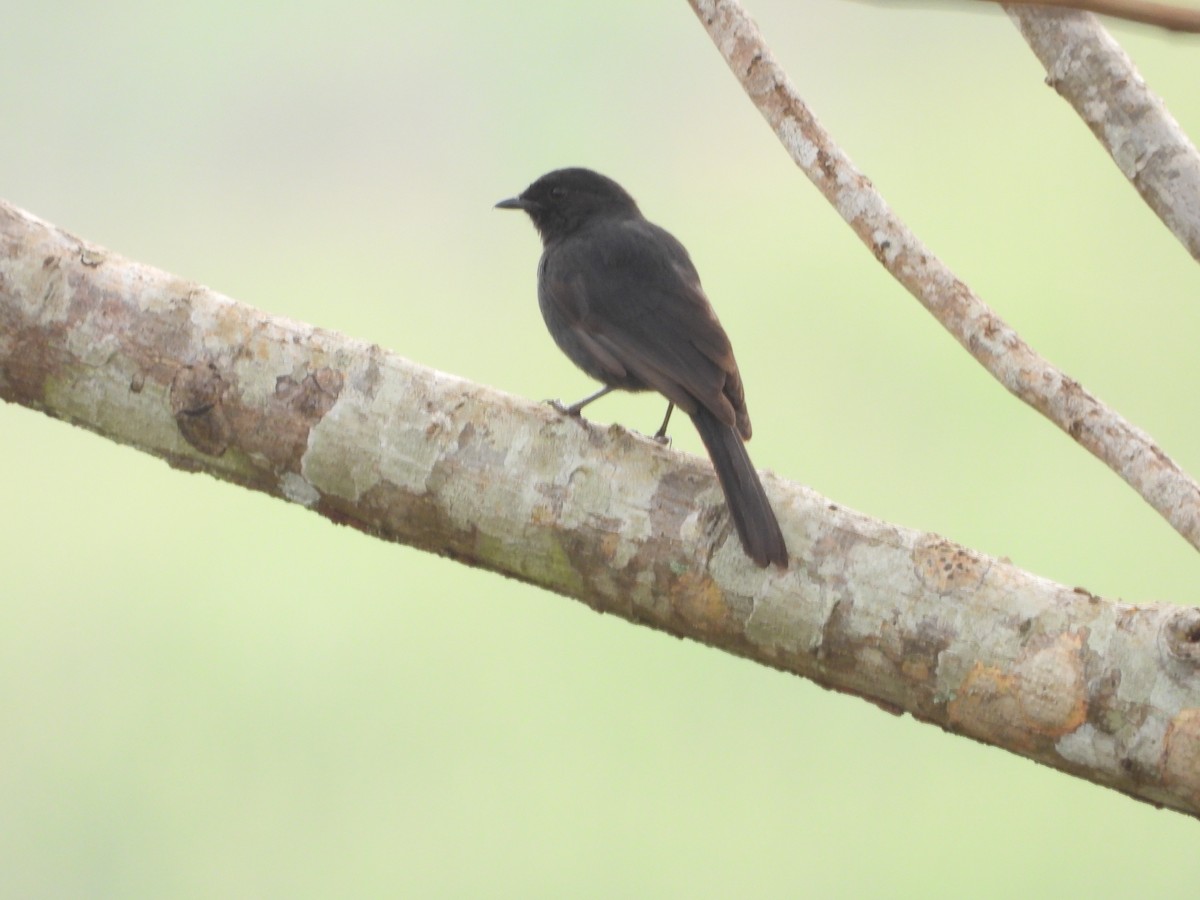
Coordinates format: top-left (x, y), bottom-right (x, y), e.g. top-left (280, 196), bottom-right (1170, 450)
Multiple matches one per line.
top-left (540, 218), bottom-right (752, 438)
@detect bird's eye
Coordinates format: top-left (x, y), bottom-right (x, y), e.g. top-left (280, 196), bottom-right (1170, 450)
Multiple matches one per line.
top-left (550, 186), bottom-right (567, 198)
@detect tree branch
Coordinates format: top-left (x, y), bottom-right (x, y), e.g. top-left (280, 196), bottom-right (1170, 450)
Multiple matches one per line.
top-left (687, 0), bottom-right (1200, 554)
top-left (998, 0), bottom-right (1200, 33)
top-left (2, 198), bottom-right (1199, 817)
top-left (1006, 6), bottom-right (1200, 263)
top-left (871, 0), bottom-right (1200, 33)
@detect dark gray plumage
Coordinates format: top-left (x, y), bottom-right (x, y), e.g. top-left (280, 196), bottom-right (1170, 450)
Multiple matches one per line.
top-left (497, 167), bottom-right (786, 568)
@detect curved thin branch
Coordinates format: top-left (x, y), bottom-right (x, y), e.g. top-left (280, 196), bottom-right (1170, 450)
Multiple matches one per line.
top-left (2, 199), bottom-right (1200, 818)
top-left (687, 0), bottom-right (1200, 553)
top-left (1007, 6), bottom-right (1200, 263)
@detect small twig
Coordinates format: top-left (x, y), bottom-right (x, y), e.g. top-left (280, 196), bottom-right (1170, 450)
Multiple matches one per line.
top-left (860, 0), bottom-right (1200, 33)
top-left (687, 0), bottom-right (1200, 551)
top-left (997, 0), bottom-right (1200, 33)
top-left (1007, 6), bottom-right (1200, 263)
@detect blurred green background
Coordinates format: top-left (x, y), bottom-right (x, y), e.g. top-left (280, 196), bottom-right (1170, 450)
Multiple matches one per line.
top-left (3, 1), bottom-right (1199, 896)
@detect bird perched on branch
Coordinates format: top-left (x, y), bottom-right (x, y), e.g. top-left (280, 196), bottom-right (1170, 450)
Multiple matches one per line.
top-left (496, 167), bottom-right (787, 568)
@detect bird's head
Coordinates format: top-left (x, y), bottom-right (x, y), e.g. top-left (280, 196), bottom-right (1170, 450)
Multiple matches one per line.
top-left (495, 167), bottom-right (640, 242)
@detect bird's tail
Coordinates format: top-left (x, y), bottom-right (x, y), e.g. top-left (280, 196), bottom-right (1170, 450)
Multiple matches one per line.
top-left (691, 407), bottom-right (788, 568)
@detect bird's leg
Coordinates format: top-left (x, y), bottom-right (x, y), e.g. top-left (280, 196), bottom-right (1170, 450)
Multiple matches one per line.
top-left (653, 402), bottom-right (675, 445)
top-left (550, 385), bottom-right (614, 418)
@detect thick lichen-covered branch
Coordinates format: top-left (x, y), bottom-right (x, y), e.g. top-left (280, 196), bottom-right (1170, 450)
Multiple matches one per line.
top-left (2, 198), bottom-right (1199, 817)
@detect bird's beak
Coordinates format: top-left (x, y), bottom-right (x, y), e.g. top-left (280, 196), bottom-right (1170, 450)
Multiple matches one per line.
top-left (495, 196), bottom-right (533, 211)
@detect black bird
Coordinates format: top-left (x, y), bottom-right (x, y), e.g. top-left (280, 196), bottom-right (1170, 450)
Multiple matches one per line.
top-left (496, 168), bottom-right (787, 568)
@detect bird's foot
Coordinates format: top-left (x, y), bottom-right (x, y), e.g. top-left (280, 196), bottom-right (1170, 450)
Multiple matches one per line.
top-left (547, 399), bottom-right (584, 419)
top-left (652, 402), bottom-right (674, 446)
